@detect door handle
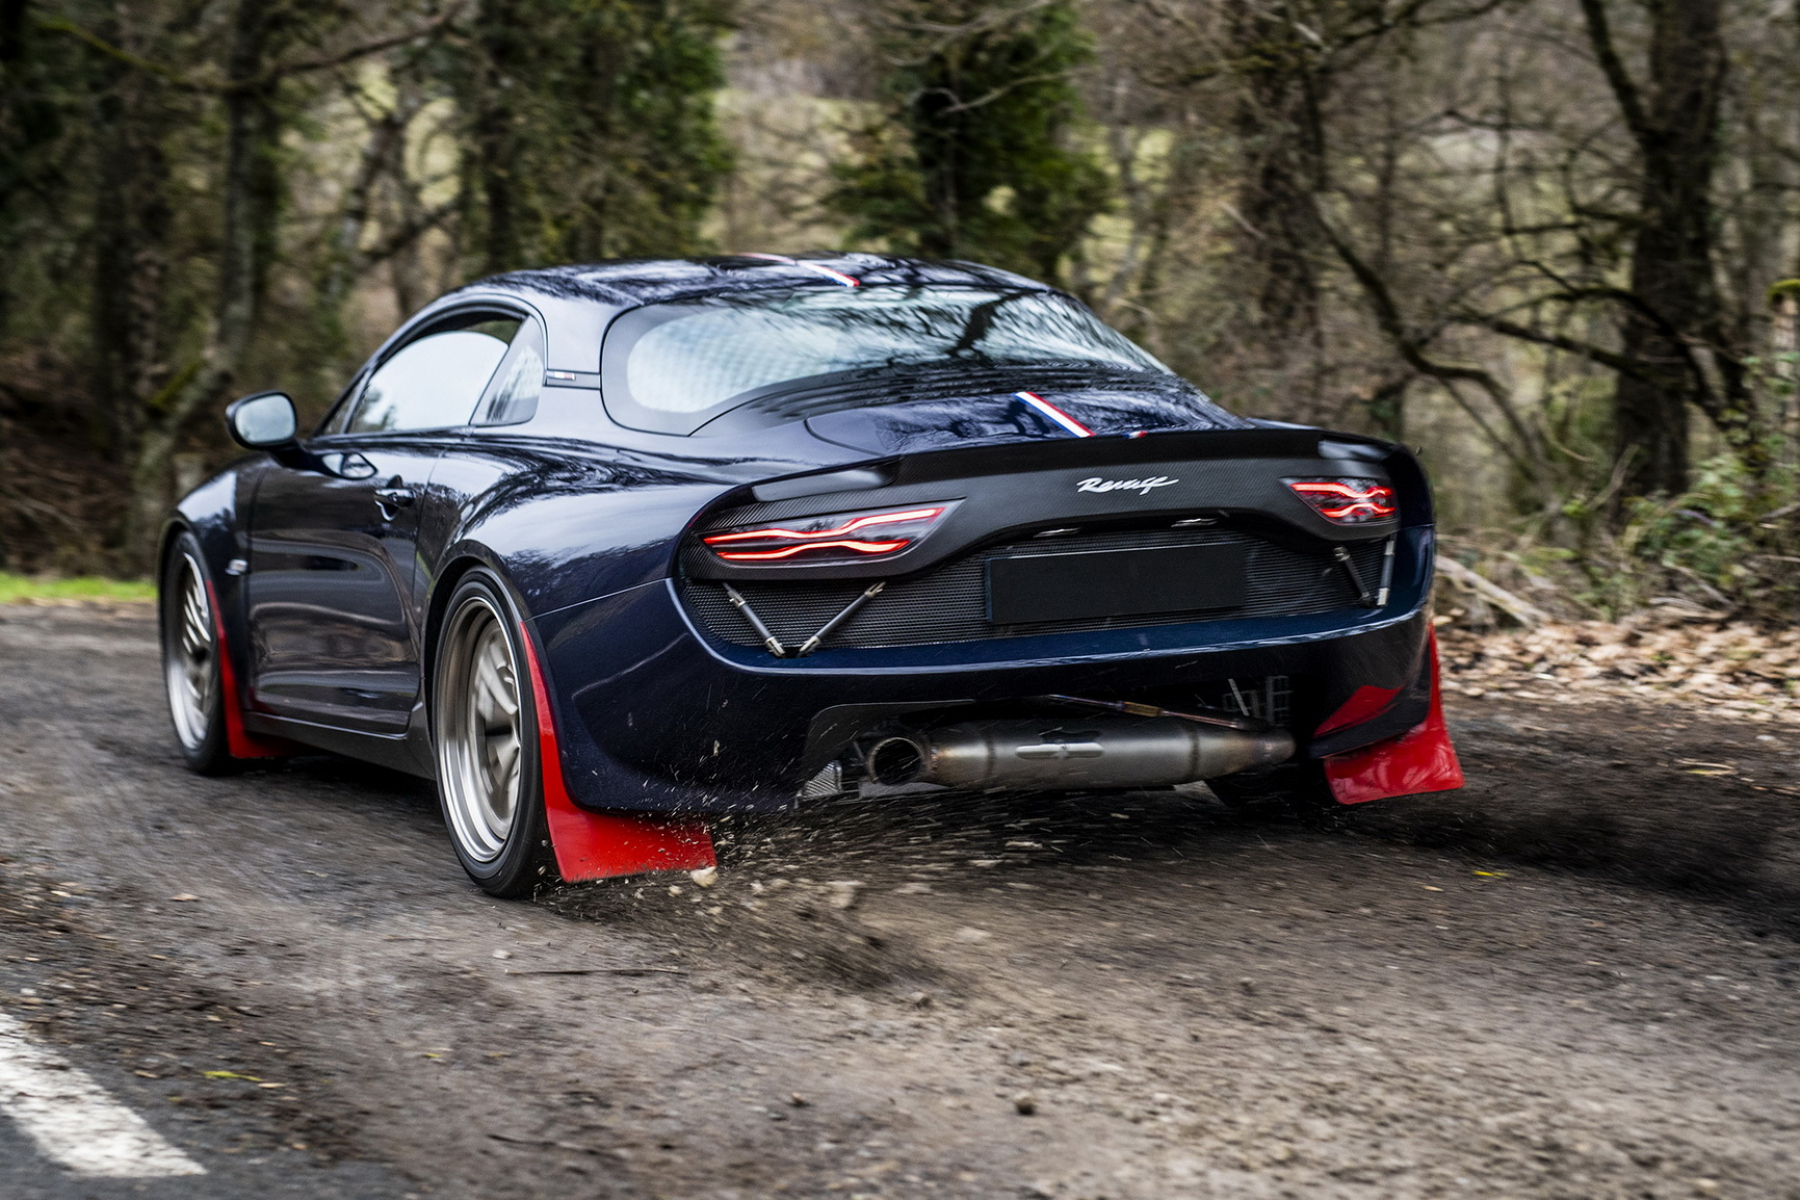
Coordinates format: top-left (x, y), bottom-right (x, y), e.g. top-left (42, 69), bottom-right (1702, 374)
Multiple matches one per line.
top-left (373, 487), bottom-right (415, 519)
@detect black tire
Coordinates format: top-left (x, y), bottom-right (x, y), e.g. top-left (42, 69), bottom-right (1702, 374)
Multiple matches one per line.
top-left (431, 570), bottom-right (556, 898)
top-left (159, 531), bottom-right (240, 776)
top-left (1207, 758), bottom-right (1339, 819)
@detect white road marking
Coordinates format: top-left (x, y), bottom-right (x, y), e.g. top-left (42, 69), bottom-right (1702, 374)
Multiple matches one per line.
top-left (0, 1011), bottom-right (204, 1176)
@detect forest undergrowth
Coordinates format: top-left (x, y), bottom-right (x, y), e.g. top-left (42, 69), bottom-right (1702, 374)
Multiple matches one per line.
top-left (6, 0), bottom-right (1800, 634)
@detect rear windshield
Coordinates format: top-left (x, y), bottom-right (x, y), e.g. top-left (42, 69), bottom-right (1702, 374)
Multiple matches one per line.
top-left (600, 285), bottom-right (1174, 434)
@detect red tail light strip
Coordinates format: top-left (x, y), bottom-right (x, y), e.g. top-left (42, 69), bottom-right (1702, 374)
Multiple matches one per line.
top-left (1287, 480), bottom-right (1397, 522)
top-left (703, 507), bottom-right (944, 546)
top-left (713, 538), bottom-right (910, 562)
top-left (703, 505), bottom-right (947, 562)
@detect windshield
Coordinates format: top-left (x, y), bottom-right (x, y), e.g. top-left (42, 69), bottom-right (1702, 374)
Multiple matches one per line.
top-left (601, 285), bottom-right (1174, 434)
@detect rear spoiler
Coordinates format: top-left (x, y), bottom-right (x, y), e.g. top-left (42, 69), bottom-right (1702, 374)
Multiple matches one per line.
top-left (684, 427), bottom-right (1432, 585)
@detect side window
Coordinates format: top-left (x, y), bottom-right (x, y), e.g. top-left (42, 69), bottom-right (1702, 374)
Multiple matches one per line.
top-left (473, 319), bottom-right (546, 427)
top-left (344, 315), bottom-right (521, 434)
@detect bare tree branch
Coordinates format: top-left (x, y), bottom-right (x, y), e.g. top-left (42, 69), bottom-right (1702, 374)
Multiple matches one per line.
top-left (1577, 0), bottom-right (1653, 149)
top-left (1318, 207), bottom-right (1547, 479)
top-left (38, 7), bottom-right (461, 94)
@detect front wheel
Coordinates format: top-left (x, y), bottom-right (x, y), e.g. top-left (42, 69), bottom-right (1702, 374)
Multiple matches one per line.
top-left (432, 572), bottom-right (555, 897)
top-left (159, 533), bottom-right (238, 775)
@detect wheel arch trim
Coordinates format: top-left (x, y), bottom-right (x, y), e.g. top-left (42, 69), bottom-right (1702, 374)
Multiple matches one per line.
top-left (1321, 632), bottom-right (1463, 803)
top-left (160, 517), bottom-right (278, 758)
top-left (425, 550), bottom-right (716, 881)
top-left (515, 615), bottom-right (716, 882)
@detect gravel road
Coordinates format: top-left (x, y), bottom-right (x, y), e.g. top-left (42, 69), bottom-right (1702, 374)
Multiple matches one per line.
top-left (1, 603), bottom-right (1797, 1200)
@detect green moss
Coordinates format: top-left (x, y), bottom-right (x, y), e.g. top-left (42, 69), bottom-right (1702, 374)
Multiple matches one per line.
top-left (0, 573), bottom-right (156, 604)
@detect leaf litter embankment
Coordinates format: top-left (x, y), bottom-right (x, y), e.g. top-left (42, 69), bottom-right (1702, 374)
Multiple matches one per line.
top-left (1441, 618), bottom-right (1800, 724)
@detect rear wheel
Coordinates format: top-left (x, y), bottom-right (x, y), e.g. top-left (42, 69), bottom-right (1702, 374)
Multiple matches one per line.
top-left (159, 533), bottom-right (237, 775)
top-left (433, 572), bottom-right (554, 897)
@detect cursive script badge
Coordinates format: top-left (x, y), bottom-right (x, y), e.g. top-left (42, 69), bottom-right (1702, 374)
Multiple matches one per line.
top-left (1075, 475), bottom-right (1180, 497)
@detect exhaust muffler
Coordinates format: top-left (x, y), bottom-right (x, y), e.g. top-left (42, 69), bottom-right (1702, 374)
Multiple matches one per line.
top-left (864, 717), bottom-right (1296, 790)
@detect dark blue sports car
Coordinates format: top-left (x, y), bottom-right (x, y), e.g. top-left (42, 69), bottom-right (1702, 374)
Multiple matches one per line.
top-left (159, 254), bottom-right (1461, 897)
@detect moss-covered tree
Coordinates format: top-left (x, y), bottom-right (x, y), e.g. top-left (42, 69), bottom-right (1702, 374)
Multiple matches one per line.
top-left (828, 0), bottom-right (1109, 285)
top-left (449, 0), bottom-right (733, 273)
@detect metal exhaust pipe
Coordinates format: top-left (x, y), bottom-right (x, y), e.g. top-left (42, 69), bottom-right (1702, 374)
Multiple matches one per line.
top-left (865, 736), bottom-right (928, 785)
top-left (864, 717), bottom-right (1295, 790)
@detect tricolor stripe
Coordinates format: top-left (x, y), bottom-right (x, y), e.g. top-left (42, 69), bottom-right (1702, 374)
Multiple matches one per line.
top-left (1015, 391), bottom-right (1093, 437)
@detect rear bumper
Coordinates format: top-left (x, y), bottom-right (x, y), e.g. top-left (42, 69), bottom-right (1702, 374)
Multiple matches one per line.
top-left (531, 526), bottom-right (1438, 813)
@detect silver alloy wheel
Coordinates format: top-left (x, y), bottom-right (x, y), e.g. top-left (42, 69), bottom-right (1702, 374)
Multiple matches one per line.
top-left (437, 594), bottom-right (525, 864)
top-left (164, 553), bottom-right (216, 751)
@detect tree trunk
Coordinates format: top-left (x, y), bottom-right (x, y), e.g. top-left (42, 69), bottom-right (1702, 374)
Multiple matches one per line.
top-left (1774, 283), bottom-right (1799, 468)
top-left (90, 27), bottom-right (171, 461)
top-left (0, 0), bottom-right (25, 62)
top-left (120, 0), bottom-right (285, 572)
top-left (907, 22), bottom-right (966, 262)
top-left (473, 0), bottom-right (523, 275)
top-left (1582, 0), bottom-right (1734, 497)
top-left (1223, 0), bottom-right (1332, 422)
top-left (0, 0), bottom-right (55, 339)
top-left (1228, 0), bottom-right (1325, 344)
top-left (317, 98), bottom-right (407, 327)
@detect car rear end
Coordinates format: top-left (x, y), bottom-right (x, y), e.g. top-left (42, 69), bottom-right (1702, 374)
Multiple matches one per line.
top-left (539, 424), bottom-right (1442, 810)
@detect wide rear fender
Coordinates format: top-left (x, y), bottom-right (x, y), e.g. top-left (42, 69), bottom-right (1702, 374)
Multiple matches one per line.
top-left (436, 482), bottom-right (732, 622)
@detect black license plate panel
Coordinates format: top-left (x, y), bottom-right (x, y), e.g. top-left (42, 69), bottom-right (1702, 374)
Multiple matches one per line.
top-left (986, 543), bottom-right (1248, 625)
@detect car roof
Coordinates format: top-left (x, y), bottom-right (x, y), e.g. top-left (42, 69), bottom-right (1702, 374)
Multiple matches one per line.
top-left (450, 253), bottom-right (1054, 308)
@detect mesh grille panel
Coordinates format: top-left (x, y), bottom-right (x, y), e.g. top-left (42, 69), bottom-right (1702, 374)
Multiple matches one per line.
top-left (680, 526), bottom-right (1388, 651)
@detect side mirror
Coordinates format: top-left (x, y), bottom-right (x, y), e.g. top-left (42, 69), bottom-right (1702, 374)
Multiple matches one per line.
top-left (226, 391), bottom-right (298, 450)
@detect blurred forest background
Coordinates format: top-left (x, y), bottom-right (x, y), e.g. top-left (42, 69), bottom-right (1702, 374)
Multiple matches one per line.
top-left (3, 0), bottom-right (1799, 624)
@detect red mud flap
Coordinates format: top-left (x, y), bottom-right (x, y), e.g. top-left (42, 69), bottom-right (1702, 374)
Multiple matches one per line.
top-left (204, 580), bottom-right (294, 759)
top-left (1322, 632), bottom-right (1463, 805)
top-left (519, 622), bottom-right (716, 883)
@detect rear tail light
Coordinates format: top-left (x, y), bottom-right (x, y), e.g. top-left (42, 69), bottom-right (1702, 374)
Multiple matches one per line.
top-left (702, 504), bottom-right (951, 563)
top-left (1286, 478), bottom-right (1397, 524)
